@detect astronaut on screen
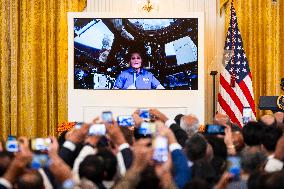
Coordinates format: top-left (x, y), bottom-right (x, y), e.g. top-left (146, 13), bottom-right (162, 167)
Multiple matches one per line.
top-left (113, 48), bottom-right (164, 90)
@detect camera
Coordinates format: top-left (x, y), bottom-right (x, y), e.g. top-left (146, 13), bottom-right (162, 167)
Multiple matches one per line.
top-left (138, 122), bottom-right (156, 135)
top-left (6, 136), bottom-right (19, 153)
top-left (31, 138), bottom-right (51, 152)
top-left (153, 136), bottom-right (168, 163)
top-left (204, 124), bottom-right (225, 135)
top-left (30, 154), bottom-right (50, 169)
top-left (74, 122), bottom-right (84, 129)
top-left (117, 115), bottom-right (134, 126)
top-left (88, 124), bottom-right (106, 136)
top-left (242, 107), bottom-right (252, 125)
top-left (227, 156), bottom-right (241, 181)
top-left (102, 111), bottom-right (113, 123)
top-left (139, 109), bottom-right (150, 121)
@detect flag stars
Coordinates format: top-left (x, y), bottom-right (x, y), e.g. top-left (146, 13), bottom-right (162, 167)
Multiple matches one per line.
top-left (237, 53), bottom-right (241, 59)
top-left (219, 4), bottom-right (254, 127)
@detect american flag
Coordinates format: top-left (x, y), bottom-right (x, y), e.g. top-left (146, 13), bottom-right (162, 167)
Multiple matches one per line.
top-left (217, 3), bottom-right (256, 127)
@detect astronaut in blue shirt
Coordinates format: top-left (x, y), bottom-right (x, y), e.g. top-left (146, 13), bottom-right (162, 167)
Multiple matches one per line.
top-left (114, 51), bottom-right (164, 89)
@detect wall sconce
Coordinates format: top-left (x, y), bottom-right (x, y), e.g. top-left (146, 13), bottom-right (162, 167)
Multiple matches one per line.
top-left (136, 0), bottom-right (159, 13)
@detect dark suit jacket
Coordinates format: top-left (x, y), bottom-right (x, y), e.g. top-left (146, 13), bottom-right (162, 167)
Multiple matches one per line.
top-left (120, 147), bottom-right (133, 169)
top-left (0, 184), bottom-right (8, 189)
top-left (58, 143), bottom-right (82, 168)
top-left (169, 123), bottom-right (188, 147)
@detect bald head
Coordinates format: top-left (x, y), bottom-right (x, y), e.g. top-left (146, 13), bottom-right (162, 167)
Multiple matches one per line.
top-left (16, 170), bottom-right (44, 189)
top-left (213, 113), bottom-right (231, 126)
top-left (180, 114), bottom-right (199, 137)
top-left (259, 114), bottom-right (276, 127)
top-left (274, 112), bottom-right (284, 124)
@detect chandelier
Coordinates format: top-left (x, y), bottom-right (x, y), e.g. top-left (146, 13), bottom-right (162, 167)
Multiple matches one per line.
top-left (136, 0), bottom-right (159, 13)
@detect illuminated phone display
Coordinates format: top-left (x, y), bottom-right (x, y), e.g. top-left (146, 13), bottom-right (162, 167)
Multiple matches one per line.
top-left (138, 122), bottom-right (156, 135)
top-left (139, 109), bottom-right (150, 121)
top-left (205, 124), bottom-right (225, 135)
top-left (31, 138), bottom-right (51, 152)
top-left (89, 124), bottom-right (106, 136)
top-left (117, 115), bottom-right (134, 126)
top-left (102, 111), bottom-right (113, 123)
top-left (153, 136), bottom-right (168, 163)
top-left (243, 107), bottom-right (252, 125)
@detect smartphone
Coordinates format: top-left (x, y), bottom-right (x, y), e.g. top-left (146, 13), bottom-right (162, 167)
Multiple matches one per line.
top-left (227, 156), bottom-right (241, 181)
top-left (31, 138), bottom-right (52, 152)
top-left (74, 122), bottom-right (84, 129)
top-left (30, 154), bottom-right (50, 169)
top-left (242, 107), bottom-right (252, 125)
top-left (117, 115), bottom-right (134, 127)
top-left (204, 124), bottom-right (225, 135)
top-left (139, 109), bottom-right (150, 121)
top-left (102, 111), bottom-right (113, 123)
top-left (138, 122), bottom-right (156, 135)
top-left (153, 136), bottom-right (168, 163)
top-left (88, 124), bottom-right (106, 136)
top-left (6, 136), bottom-right (19, 153)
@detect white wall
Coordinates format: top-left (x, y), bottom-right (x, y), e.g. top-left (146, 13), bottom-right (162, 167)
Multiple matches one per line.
top-left (69, 0), bottom-right (226, 123)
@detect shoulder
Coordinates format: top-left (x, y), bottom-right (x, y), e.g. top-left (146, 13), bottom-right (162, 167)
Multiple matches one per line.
top-left (118, 68), bottom-right (132, 76)
top-left (141, 69), bottom-right (154, 76)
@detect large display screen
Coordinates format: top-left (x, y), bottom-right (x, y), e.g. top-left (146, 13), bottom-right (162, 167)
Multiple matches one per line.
top-left (73, 18), bottom-right (198, 90)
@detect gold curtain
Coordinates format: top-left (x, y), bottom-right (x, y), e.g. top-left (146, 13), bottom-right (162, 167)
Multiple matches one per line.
top-left (220, 0), bottom-right (284, 117)
top-left (0, 0), bottom-right (86, 138)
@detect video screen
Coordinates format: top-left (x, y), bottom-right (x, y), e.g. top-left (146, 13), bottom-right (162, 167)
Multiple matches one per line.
top-left (73, 18), bottom-right (198, 90)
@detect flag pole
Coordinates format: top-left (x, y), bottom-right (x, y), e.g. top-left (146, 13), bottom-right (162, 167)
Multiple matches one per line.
top-left (210, 70), bottom-right (218, 119)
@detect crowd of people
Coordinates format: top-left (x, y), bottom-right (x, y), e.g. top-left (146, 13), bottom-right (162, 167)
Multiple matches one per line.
top-left (0, 109), bottom-right (284, 189)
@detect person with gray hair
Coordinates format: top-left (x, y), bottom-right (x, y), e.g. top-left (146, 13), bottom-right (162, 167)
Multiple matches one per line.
top-left (240, 148), bottom-right (267, 175)
top-left (213, 113), bottom-right (241, 131)
top-left (180, 114), bottom-right (200, 138)
top-left (213, 113), bottom-right (231, 126)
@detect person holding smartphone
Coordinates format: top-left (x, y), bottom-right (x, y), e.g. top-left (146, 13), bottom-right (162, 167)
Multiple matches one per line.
top-left (113, 48), bottom-right (164, 90)
top-left (155, 121), bottom-right (191, 189)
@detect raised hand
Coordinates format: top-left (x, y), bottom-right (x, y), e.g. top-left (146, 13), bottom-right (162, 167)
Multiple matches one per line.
top-left (65, 123), bottom-right (90, 144)
top-left (149, 109), bottom-right (168, 123)
top-left (105, 120), bottom-right (126, 146)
